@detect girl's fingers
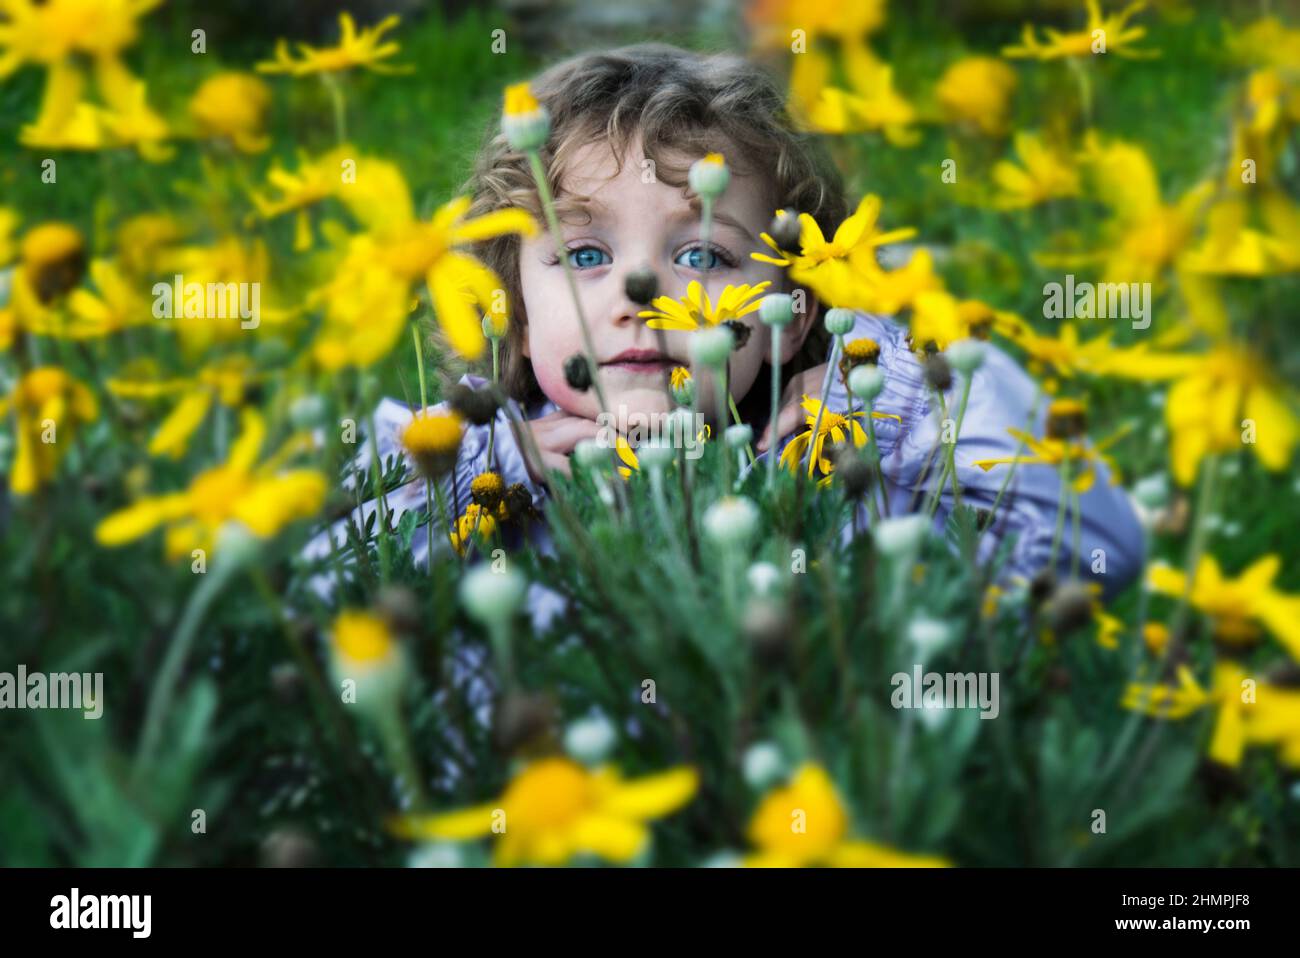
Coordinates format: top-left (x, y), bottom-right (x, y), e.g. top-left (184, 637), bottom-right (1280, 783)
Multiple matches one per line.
top-left (532, 415), bottom-right (604, 454)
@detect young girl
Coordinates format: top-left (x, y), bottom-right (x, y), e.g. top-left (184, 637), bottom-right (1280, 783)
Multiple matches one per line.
top-left (306, 43), bottom-right (1143, 617)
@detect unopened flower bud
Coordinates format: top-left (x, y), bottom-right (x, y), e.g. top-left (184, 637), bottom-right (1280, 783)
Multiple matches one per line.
top-left (725, 423), bottom-right (753, 450)
top-left (501, 83), bottom-right (551, 152)
top-left (758, 293), bottom-right (795, 328)
top-left (691, 325), bottom-right (735, 367)
top-left (460, 565), bottom-right (527, 628)
top-left (637, 438), bottom-right (676, 472)
top-left (945, 339), bottom-right (986, 375)
top-left (848, 364), bottom-right (886, 401)
top-left (574, 437), bottom-right (609, 471)
top-left (768, 209), bottom-right (802, 251)
top-left (873, 514), bottom-right (929, 558)
top-left (703, 495), bottom-right (760, 549)
top-left (824, 308), bottom-right (856, 336)
top-left (689, 152), bottom-right (730, 199)
top-left (564, 711), bottom-right (616, 765)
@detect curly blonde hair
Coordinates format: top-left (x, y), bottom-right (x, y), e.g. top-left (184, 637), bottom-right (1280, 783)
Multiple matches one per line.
top-left (455, 42), bottom-right (849, 407)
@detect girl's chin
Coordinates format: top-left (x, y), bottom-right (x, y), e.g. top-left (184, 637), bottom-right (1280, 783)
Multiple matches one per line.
top-left (602, 385), bottom-right (676, 417)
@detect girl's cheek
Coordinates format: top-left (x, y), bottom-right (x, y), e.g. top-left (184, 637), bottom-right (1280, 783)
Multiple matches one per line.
top-left (533, 355), bottom-right (589, 417)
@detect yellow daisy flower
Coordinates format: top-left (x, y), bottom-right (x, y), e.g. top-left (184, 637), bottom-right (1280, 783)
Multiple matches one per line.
top-left (188, 72), bottom-right (271, 154)
top-left (991, 131), bottom-right (1082, 210)
top-left (107, 356), bottom-right (259, 459)
top-left (0, 366), bottom-right (98, 495)
top-left (1148, 554), bottom-right (1300, 660)
top-left (752, 194), bottom-right (916, 313)
top-left (935, 56), bottom-right (1019, 137)
top-left (389, 757), bottom-right (698, 867)
top-left (1002, 0), bottom-right (1155, 61)
top-left (639, 279), bottom-right (770, 331)
top-left (1124, 662), bottom-right (1300, 768)
top-left (973, 416), bottom-right (1126, 493)
top-left (779, 395), bottom-right (900, 479)
top-left (95, 408), bottom-right (326, 561)
top-left (256, 12), bottom-right (411, 77)
top-left (316, 172), bottom-right (536, 366)
top-left (400, 410), bottom-right (464, 480)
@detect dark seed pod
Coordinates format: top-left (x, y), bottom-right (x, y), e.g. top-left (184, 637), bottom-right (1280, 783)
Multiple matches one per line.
top-left (722, 319), bottom-right (752, 350)
top-left (624, 266), bottom-right (659, 305)
top-left (377, 586), bottom-right (420, 636)
top-left (492, 691), bottom-right (557, 757)
top-left (446, 383), bottom-right (500, 426)
top-left (1046, 399), bottom-right (1087, 440)
top-left (831, 445), bottom-right (872, 499)
top-left (1045, 580), bottom-right (1095, 635)
top-left (563, 353), bottom-right (593, 392)
top-left (768, 208), bottom-right (802, 251)
top-left (923, 353), bottom-right (953, 392)
top-left (1029, 568), bottom-right (1057, 608)
top-left (504, 482), bottom-right (538, 523)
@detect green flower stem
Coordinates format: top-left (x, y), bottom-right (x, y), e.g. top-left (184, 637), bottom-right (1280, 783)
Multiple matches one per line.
top-left (1048, 445), bottom-right (1071, 574)
top-left (411, 322), bottom-right (436, 573)
top-left (767, 324), bottom-right (781, 490)
top-left (978, 390), bottom-right (1046, 545)
top-left (487, 336), bottom-right (500, 470)
top-left (865, 396), bottom-right (887, 519)
top-left (134, 544), bottom-right (241, 773)
top-left (526, 149), bottom-right (610, 415)
top-left (321, 72), bottom-right (347, 145)
top-left (1167, 454), bottom-right (1220, 651)
top-left (947, 373), bottom-right (974, 510)
top-left (805, 335), bottom-right (842, 478)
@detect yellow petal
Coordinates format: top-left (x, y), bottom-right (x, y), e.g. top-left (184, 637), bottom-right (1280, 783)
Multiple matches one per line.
top-left (451, 208), bottom-right (537, 244)
top-left (148, 391), bottom-right (213, 459)
top-left (599, 766), bottom-right (699, 820)
top-left (95, 493), bottom-right (193, 546)
top-left (569, 814), bottom-right (650, 863)
top-left (388, 803), bottom-right (498, 841)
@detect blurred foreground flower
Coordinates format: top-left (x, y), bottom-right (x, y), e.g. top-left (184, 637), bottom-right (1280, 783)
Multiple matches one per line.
top-left (389, 758), bottom-right (698, 866)
top-left (315, 178), bottom-right (536, 366)
top-left (746, 764), bottom-right (948, 867)
top-left (0, 366), bottom-right (97, 495)
top-left (1124, 662), bottom-right (1300, 768)
top-left (1149, 555), bottom-right (1300, 660)
top-left (95, 409), bottom-right (326, 559)
top-left (107, 356), bottom-right (259, 458)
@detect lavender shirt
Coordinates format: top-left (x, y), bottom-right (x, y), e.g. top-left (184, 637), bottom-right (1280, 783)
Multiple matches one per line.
top-left (304, 310), bottom-right (1145, 628)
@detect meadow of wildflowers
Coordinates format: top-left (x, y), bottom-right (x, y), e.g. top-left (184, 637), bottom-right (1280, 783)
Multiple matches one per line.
top-left (1, 0), bottom-right (1299, 870)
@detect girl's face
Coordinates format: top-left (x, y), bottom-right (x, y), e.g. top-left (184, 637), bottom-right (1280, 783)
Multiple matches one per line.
top-left (518, 135), bottom-right (816, 424)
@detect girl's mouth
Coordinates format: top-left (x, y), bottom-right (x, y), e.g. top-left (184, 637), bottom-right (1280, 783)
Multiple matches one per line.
top-left (600, 350), bottom-right (677, 374)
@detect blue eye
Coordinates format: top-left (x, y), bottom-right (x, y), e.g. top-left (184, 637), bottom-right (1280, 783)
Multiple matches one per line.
top-left (567, 246), bottom-right (611, 269)
top-left (676, 245), bottom-right (731, 270)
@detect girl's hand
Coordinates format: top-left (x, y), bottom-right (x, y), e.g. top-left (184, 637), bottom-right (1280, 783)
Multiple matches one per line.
top-left (510, 409), bottom-right (605, 483)
top-left (756, 362), bottom-right (828, 453)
